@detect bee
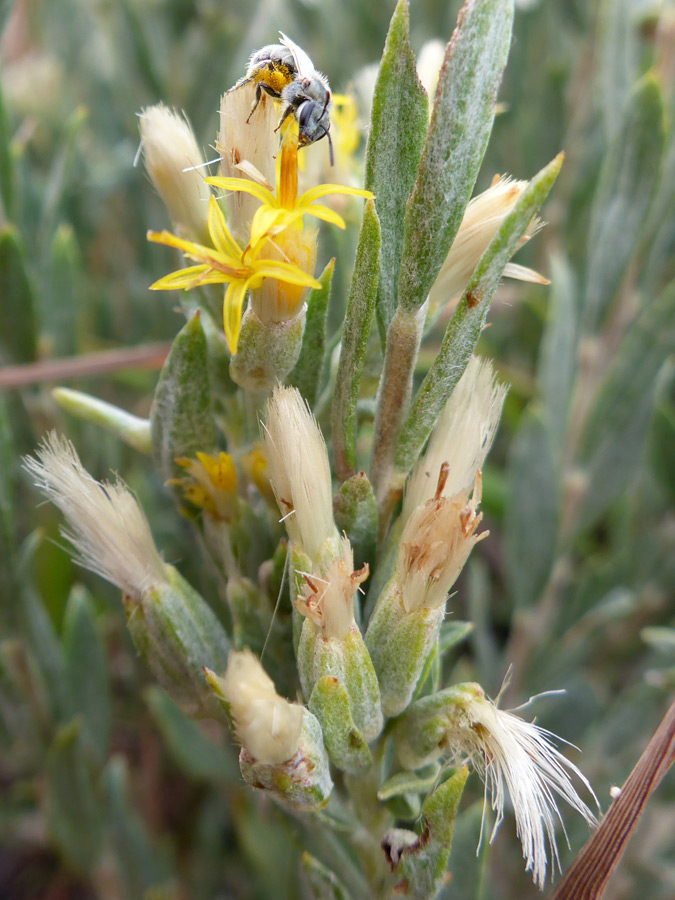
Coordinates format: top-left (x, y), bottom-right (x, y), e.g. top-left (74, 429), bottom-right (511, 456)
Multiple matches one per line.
top-left (235, 33), bottom-right (334, 163)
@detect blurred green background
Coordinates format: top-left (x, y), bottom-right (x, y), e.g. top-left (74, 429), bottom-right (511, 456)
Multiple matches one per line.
top-left (1, 0), bottom-right (674, 897)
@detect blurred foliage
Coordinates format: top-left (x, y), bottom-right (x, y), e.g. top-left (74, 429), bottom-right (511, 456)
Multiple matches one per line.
top-left (0, 0), bottom-right (674, 898)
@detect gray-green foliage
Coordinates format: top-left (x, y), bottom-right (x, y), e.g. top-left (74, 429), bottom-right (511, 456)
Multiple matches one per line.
top-left (2, 0), bottom-right (674, 898)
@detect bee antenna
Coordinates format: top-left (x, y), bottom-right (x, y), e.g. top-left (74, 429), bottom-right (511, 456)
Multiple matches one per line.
top-left (325, 129), bottom-right (334, 167)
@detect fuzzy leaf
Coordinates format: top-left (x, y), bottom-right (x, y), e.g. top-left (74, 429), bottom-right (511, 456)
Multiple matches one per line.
top-left (333, 471), bottom-right (378, 571)
top-left (364, 0), bottom-right (428, 342)
top-left (103, 756), bottom-right (175, 897)
top-left (62, 585), bottom-right (111, 761)
top-left (0, 226), bottom-right (37, 364)
top-left (145, 685), bottom-right (237, 782)
top-left (576, 279), bottom-right (675, 531)
top-left (397, 0), bottom-right (514, 313)
top-left (536, 254), bottom-right (578, 452)
top-left (301, 852), bottom-right (354, 900)
top-left (395, 153), bottom-right (563, 476)
top-left (331, 201), bottom-right (381, 481)
top-left (43, 224), bottom-right (82, 357)
top-left (389, 768), bottom-right (468, 900)
top-left (0, 82), bottom-right (14, 217)
top-left (46, 719), bottom-right (104, 872)
top-left (596, 0), bottom-right (638, 139)
top-left (290, 258), bottom-right (334, 406)
top-left (378, 765), bottom-right (441, 802)
top-left (438, 621), bottom-right (473, 657)
top-left (53, 387), bottom-right (152, 454)
top-left (150, 310), bottom-right (215, 482)
top-left (584, 76), bottom-right (664, 330)
top-left (505, 406), bottom-right (559, 609)
top-left (309, 676), bottom-right (372, 774)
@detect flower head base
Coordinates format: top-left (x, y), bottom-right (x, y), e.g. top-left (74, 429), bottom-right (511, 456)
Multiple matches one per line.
top-left (440, 685), bottom-right (598, 889)
top-left (208, 650), bottom-right (304, 765)
top-left (147, 195), bottom-right (320, 354)
top-left (169, 451), bottom-right (238, 522)
top-left (399, 465), bottom-right (486, 612)
top-left (23, 432), bottom-right (166, 598)
top-left (296, 537), bottom-right (369, 641)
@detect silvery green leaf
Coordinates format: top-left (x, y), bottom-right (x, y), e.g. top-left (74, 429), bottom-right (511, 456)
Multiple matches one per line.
top-left (438, 801), bottom-right (489, 899)
top-left (145, 685), bottom-right (237, 782)
top-left (378, 765), bottom-right (441, 802)
top-left (0, 226), bottom-right (37, 364)
top-left (395, 153), bottom-right (563, 476)
top-left (438, 620), bottom-right (473, 657)
top-left (332, 200), bottom-right (381, 481)
top-left (43, 224), bottom-right (81, 357)
top-left (536, 254), bottom-right (578, 452)
top-left (103, 756), bottom-right (175, 898)
top-left (0, 82), bottom-right (13, 217)
top-left (364, 0), bottom-right (428, 343)
top-left (333, 471), bottom-right (377, 572)
top-left (505, 406), bottom-right (559, 609)
top-left (596, 0), bottom-right (638, 139)
top-left (309, 675), bottom-right (372, 774)
top-left (301, 851), bottom-right (354, 900)
top-left (150, 310), bottom-right (214, 482)
top-left (576, 279), bottom-right (675, 531)
top-left (62, 585), bottom-right (110, 761)
top-left (291, 258), bottom-right (334, 406)
top-left (20, 586), bottom-right (70, 724)
top-left (391, 768), bottom-right (468, 900)
top-left (53, 387), bottom-right (152, 454)
top-left (397, 0), bottom-right (514, 314)
top-left (0, 399), bottom-right (15, 611)
top-left (584, 76), bottom-right (664, 330)
top-left (46, 719), bottom-right (104, 872)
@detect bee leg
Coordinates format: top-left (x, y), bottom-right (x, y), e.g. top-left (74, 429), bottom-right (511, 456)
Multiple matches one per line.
top-left (274, 103), bottom-right (295, 134)
top-left (246, 84), bottom-right (265, 124)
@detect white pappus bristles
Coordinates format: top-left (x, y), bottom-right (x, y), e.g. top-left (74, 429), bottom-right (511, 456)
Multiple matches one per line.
top-left (262, 385), bottom-right (337, 560)
top-left (24, 432), bottom-right (166, 599)
top-left (217, 82), bottom-right (277, 244)
top-left (398, 465), bottom-right (486, 612)
top-left (296, 536), bottom-right (368, 641)
top-left (403, 356), bottom-right (507, 519)
top-left (138, 104), bottom-right (212, 242)
top-left (218, 650), bottom-right (304, 765)
top-left (428, 175), bottom-right (547, 317)
top-left (445, 687), bottom-right (598, 889)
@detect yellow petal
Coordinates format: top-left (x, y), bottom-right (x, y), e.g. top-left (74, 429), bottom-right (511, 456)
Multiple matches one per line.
top-left (206, 176), bottom-right (277, 208)
top-left (253, 260), bottom-right (321, 289)
top-left (302, 204), bottom-right (346, 229)
top-left (298, 184), bottom-right (374, 206)
top-left (207, 197), bottom-right (242, 258)
top-left (149, 265), bottom-right (219, 291)
top-left (248, 206), bottom-right (295, 251)
top-left (223, 280), bottom-right (249, 355)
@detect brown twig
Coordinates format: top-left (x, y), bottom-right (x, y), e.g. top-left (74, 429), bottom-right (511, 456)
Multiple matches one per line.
top-left (549, 698), bottom-right (675, 900)
top-left (0, 343), bottom-right (172, 389)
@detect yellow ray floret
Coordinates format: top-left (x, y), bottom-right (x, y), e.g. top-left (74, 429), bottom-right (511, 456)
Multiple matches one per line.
top-left (147, 196), bottom-right (320, 354)
top-left (205, 127), bottom-right (373, 236)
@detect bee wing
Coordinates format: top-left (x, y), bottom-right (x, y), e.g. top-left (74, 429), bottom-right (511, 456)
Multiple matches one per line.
top-left (278, 32), bottom-right (316, 78)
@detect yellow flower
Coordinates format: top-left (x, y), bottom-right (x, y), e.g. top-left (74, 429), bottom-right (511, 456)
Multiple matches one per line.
top-left (169, 451), bottom-right (238, 522)
top-left (147, 195), bottom-right (320, 354)
top-left (205, 126), bottom-right (373, 237)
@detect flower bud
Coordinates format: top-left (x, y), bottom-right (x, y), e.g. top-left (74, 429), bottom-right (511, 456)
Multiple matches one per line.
top-left (24, 432), bottom-right (230, 718)
top-left (138, 104), bottom-right (211, 243)
top-left (205, 651), bottom-right (332, 811)
top-left (230, 305), bottom-right (306, 390)
top-left (263, 385), bottom-right (339, 563)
